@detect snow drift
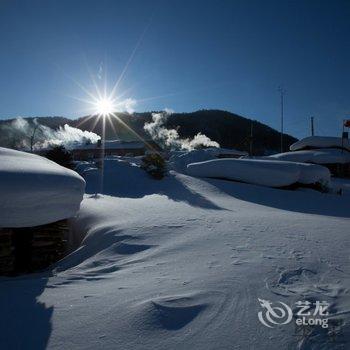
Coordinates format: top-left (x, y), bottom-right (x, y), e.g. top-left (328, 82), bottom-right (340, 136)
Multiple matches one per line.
top-left (297, 163), bottom-right (331, 185)
top-left (0, 147), bottom-right (85, 227)
top-left (290, 136), bottom-right (350, 152)
top-left (186, 158), bottom-right (330, 188)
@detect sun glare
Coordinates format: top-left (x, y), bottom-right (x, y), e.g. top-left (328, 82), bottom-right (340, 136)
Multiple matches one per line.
top-left (95, 98), bottom-right (114, 116)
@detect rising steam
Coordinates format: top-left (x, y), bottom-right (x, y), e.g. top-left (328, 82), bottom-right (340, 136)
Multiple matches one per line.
top-left (144, 111), bottom-right (220, 150)
top-left (0, 118), bottom-right (100, 150)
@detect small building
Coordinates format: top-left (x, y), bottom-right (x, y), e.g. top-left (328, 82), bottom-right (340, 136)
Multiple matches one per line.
top-left (0, 147), bottom-right (85, 275)
top-left (269, 136), bottom-right (350, 178)
top-left (290, 136), bottom-right (350, 152)
top-left (71, 140), bottom-right (162, 160)
top-left (212, 147), bottom-right (248, 158)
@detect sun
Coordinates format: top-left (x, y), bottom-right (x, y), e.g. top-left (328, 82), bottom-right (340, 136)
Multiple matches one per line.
top-left (94, 97), bottom-right (114, 116)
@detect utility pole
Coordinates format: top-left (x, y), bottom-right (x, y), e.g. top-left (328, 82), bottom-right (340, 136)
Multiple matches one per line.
top-left (342, 119), bottom-right (345, 154)
top-left (278, 86), bottom-right (286, 153)
top-left (249, 121), bottom-right (254, 156)
top-left (310, 116), bottom-right (314, 136)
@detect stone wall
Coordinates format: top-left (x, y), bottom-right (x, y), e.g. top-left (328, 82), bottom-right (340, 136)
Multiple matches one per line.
top-left (0, 229), bottom-right (15, 275)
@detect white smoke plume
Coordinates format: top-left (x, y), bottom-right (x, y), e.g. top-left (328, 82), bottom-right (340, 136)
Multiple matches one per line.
top-left (40, 124), bottom-right (101, 149)
top-left (121, 98), bottom-right (137, 114)
top-left (144, 111), bottom-right (220, 151)
top-left (1, 117), bottom-right (100, 150)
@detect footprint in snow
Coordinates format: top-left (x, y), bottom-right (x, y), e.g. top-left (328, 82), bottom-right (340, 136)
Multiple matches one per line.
top-left (278, 267), bottom-right (316, 285)
top-left (266, 267), bottom-right (318, 296)
top-left (266, 267), bottom-right (343, 299)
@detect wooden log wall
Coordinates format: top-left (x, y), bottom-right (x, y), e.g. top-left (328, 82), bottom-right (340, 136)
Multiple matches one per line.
top-left (0, 220), bottom-right (69, 276)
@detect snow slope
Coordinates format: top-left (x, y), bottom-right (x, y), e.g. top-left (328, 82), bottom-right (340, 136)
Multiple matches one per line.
top-left (0, 157), bottom-right (349, 349)
top-left (0, 147), bottom-right (85, 227)
top-left (186, 158), bottom-right (330, 187)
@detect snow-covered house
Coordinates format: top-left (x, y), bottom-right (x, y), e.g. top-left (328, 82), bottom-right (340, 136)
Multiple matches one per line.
top-left (0, 147), bottom-right (85, 275)
top-left (186, 158), bottom-right (330, 189)
top-left (269, 136), bottom-right (350, 178)
top-left (169, 147), bottom-right (248, 173)
top-left (71, 139), bottom-right (162, 160)
top-left (290, 136), bottom-right (350, 152)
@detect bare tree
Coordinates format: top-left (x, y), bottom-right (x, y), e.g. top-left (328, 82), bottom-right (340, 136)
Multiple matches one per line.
top-left (30, 123), bottom-right (40, 152)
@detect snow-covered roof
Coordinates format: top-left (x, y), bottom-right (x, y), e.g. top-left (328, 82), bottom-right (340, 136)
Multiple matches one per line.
top-left (202, 147), bottom-right (248, 157)
top-left (72, 140), bottom-right (146, 150)
top-left (186, 158), bottom-right (330, 188)
top-left (269, 148), bottom-right (350, 164)
top-left (0, 147), bottom-right (85, 227)
top-left (290, 136), bottom-right (350, 152)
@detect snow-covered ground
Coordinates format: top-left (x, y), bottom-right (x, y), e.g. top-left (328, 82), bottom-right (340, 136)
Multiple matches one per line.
top-left (1, 156), bottom-right (350, 349)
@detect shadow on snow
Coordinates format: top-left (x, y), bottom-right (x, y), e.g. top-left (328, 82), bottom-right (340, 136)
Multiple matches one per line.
top-left (206, 177), bottom-right (350, 218)
top-left (84, 165), bottom-right (226, 211)
top-left (0, 273), bottom-right (52, 349)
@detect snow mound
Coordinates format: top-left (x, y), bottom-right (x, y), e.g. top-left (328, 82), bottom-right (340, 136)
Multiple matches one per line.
top-left (297, 163), bottom-right (331, 185)
top-left (186, 158), bottom-right (330, 188)
top-left (0, 147), bottom-right (85, 227)
top-left (137, 294), bottom-right (208, 331)
top-left (169, 147), bottom-right (247, 173)
top-left (290, 136), bottom-right (350, 152)
top-left (269, 148), bottom-right (350, 164)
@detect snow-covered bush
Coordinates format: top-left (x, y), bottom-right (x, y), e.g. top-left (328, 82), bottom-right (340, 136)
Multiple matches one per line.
top-left (44, 145), bottom-right (74, 169)
top-left (141, 153), bottom-right (166, 179)
top-left (316, 179), bottom-right (331, 193)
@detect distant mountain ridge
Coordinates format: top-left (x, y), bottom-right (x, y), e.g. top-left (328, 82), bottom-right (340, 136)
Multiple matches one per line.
top-left (0, 109), bottom-right (297, 155)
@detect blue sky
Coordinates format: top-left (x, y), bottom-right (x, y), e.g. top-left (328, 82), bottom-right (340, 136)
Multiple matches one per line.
top-left (0, 0), bottom-right (349, 138)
